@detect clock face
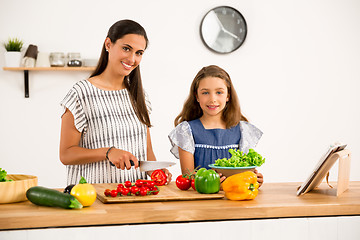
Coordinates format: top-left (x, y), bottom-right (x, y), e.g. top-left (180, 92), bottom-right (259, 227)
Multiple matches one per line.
top-left (200, 6), bottom-right (247, 53)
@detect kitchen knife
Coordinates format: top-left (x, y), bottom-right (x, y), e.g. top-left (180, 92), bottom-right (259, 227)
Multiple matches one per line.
top-left (110, 160), bottom-right (175, 172)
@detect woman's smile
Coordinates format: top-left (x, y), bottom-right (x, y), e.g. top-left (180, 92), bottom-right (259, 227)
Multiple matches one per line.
top-left (121, 61), bottom-right (133, 70)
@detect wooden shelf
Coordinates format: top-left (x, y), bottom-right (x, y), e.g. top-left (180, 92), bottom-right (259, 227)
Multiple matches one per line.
top-left (3, 66), bottom-right (96, 71)
top-left (3, 66), bottom-right (96, 98)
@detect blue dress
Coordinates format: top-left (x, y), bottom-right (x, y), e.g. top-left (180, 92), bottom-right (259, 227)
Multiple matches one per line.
top-left (168, 119), bottom-right (263, 169)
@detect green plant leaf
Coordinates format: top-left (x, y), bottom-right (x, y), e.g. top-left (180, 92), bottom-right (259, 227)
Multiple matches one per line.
top-left (4, 38), bottom-right (23, 51)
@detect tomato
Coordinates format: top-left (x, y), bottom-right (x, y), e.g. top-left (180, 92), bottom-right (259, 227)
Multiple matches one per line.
top-left (151, 169), bottom-right (167, 186)
top-left (139, 187), bottom-right (148, 196)
top-left (130, 186), bottom-right (139, 195)
top-left (147, 181), bottom-right (155, 188)
top-left (104, 188), bottom-right (111, 197)
top-left (191, 179), bottom-right (196, 190)
top-left (135, 179), bottom-right (143, 188)
top-left (176, 175), bottom-right (191, 190)
top-left (117, 183), bottom-right (124, 189)
top-left (110, 189), bottom-right (118, 197)
top-left (151, 186), bottom-right (159, 195)
top-left (124, 181), bottom-right (132, 188)
top-left (121, 187), bottom-right (130, 196)
top-left (70, 183), bottom-right (97, 206)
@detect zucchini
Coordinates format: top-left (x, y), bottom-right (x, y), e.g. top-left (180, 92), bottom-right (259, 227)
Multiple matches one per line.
top-left (26, 186), bottom-right (83, 209)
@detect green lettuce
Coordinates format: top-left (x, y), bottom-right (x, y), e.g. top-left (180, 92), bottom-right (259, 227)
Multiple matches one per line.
top-left (0, 168), bottom-right (13, 182)
top-left (214, 149), bottom-right (265, 167)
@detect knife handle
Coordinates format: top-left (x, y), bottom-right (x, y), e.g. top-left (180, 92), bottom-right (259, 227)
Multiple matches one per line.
top-left (109, 160), bottom-right (136, 167)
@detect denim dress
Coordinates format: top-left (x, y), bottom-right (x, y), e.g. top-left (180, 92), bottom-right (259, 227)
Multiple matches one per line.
top-left (168, 119), bottom-right (263, 169)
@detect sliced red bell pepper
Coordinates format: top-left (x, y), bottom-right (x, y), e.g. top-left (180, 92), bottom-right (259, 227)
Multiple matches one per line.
top-left (151, 169), bottom-right (167, 186)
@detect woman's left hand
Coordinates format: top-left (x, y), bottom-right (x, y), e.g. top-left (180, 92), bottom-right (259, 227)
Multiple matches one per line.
top-left (162, 168), bottom-right (172, 185)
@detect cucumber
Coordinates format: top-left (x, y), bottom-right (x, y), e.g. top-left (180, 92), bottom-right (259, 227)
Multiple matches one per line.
top-left (26, 186), bottom-right (83, 209)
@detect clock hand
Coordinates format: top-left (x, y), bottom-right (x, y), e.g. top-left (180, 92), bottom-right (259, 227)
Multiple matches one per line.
top-left (212, 12), bottom-right (226, 31)
top-left (222, 28), bottom-right (240, 40)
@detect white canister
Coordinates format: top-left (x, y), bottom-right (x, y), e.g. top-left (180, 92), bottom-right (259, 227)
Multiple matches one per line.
top-left (35, 52), bottom-right (50, 67)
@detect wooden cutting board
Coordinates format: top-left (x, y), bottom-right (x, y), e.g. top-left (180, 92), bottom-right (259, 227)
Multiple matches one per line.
top-left (94, 182), bottom-right (224, 203)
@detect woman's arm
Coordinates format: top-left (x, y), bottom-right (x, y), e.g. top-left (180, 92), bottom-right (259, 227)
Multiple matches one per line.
top-left (59, 109), bottom-right (138, 170)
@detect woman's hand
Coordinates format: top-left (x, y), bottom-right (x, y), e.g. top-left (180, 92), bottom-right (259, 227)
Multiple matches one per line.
top-left (162, 168), bottom-right (172, 185)
top-left (107, 148), bottom-right (139, 170)
top-left (254, 169), bottom-right (263, 188)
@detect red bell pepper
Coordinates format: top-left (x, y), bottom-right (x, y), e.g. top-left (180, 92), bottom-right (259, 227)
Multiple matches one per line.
top-left (151, 169), bottom-right (167, 186)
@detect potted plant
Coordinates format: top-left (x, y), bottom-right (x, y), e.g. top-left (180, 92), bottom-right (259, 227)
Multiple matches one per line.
top-left (3, 37), bottom-right (23, 67)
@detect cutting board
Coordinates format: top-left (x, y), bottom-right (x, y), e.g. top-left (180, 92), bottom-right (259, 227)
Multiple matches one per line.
top-left (94, 182), bottom-right (224, 203)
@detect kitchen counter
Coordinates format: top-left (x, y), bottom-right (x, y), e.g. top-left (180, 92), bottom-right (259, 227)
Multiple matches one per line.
top-left (1, 182), bottom-right (360, 230)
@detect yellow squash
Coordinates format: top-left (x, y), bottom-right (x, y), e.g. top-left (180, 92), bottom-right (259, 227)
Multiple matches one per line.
top-left (70, 177), bottom-right (97, 207)
top-left (222, 171), bottom-right (259, 200)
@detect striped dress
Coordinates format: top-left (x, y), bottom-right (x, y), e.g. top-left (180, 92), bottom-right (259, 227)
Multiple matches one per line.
top-left (60, 79), bottom-right (150, 185)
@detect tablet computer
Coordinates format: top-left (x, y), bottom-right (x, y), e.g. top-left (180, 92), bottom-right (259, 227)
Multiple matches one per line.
top-left (297, 143), bottom-right (347, 196)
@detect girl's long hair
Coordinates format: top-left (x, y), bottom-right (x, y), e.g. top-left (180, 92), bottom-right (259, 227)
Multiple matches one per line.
top-left (174, 65), bottom-right (248, 128)
top-left (90, 19), bottom-right (151, 127)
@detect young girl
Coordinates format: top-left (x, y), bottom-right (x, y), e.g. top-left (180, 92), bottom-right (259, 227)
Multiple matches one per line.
top-left (168, 65), bottom-right (263, 185)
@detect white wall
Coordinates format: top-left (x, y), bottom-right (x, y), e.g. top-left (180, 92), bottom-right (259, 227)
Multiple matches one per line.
top-left (1, 0), bottom-right (359, 188)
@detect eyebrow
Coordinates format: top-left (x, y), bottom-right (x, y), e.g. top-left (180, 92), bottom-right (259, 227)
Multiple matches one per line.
top-left (123, 44), bottom-right (145, 52)
top-left (199, 87), bottom-right (225, 91)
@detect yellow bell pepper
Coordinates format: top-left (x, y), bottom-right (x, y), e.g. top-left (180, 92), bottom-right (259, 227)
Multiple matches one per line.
top-left (222, 171), bottom-right (259, 200)
top-left (70, 177), bottom-right (97, 207)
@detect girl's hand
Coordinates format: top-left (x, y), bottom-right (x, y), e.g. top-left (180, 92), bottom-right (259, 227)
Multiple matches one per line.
top-left (254, 169), bottom-right (263, 188)
top-left (108, 148), bottom-right (139, 170)
top-left (218, 172), bottom-right (227, 183)
top-left (162, 168), bottom-right (172, 185)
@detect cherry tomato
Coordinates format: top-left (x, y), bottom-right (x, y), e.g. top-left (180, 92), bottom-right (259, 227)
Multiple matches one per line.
top-left (104, 189), bottom-right (111, 197)
top-left (147, 181), bottom-right (155, 188)
top-left (124, 181), bottom-right (132, 188)
top-left (176, 175), bottom-right (191, 190)
top-left (135, 179), bottom-right (143, 188)
top-left (110, 189), bottom-right (118, 197)
top-left (139, 187), bottom-right (148, 196)
top-left (151, 169), bottom-right (167, 186)
top-left (117, 185), bottom-right (124, 192)
top-left (151, 186), bottom-right (159, 195)
top-left (121, 187), bottom-right (130, 196)
top-left (117, 183), bottom-right (124, 189)
top-left (191, 179), bottom-right (196, 190)
top-left (130, 186), bottom-right (139, 195)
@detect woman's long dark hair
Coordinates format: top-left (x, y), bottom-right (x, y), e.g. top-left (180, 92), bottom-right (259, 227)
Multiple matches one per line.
top-left (90, 19), bottom-right (151, 127)
top-left (174, 65), bottom-right (248, 128)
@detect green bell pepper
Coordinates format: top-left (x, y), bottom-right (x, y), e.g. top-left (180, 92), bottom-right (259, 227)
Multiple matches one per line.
top-left (194, 168), bottom-right (220, 194)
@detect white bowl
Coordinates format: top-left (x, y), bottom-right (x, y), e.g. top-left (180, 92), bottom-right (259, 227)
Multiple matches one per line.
top-left (209, 164), bottom-right (256, 178)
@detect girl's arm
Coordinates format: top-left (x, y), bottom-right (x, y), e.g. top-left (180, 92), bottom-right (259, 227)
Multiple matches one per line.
top-left (59, 109), bottom-right (138, 169)
top-left (178, 147), bottom-right (195, 175)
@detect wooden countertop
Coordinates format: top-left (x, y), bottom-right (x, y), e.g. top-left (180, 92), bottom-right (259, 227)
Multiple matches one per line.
top-left (1, 182), bottom-right (360, 230)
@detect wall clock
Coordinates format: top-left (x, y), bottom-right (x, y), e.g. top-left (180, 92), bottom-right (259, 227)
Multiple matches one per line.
top-left (200, 6), bottom-right (247, 54)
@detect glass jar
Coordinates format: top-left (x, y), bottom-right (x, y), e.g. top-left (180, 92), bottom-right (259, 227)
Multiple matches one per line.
top-left (49, 52), bottom-right (65, 67)
top-left (67, 52), bottom-right (82, 67)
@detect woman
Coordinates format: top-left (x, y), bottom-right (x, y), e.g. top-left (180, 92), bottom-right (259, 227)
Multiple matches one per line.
top-left (60, 19), bottom-right (172, 185)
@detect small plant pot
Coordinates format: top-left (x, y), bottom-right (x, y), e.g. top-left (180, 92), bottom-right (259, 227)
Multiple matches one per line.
top-left (4, 51), bottom-right (22, 67)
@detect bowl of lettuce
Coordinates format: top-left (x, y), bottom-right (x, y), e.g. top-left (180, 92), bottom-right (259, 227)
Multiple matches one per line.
top-left (209, 149), bottom-right (265, 178)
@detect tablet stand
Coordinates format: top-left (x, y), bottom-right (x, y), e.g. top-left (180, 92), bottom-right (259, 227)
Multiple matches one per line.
top-left (331, 149), bottom-right (351, 196)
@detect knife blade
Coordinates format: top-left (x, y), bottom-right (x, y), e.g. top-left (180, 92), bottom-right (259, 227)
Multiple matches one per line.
top-left (110, 160), bottom-right (176, 172)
